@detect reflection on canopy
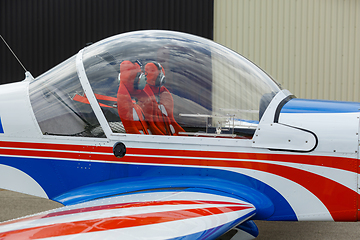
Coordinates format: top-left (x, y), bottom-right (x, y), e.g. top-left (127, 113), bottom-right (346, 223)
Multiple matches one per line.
top-left (30, 30), bottom-right (281, 138)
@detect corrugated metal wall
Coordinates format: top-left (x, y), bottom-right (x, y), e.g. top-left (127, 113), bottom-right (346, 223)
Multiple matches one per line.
top-left (214, 0), bottom-right (360, 102)
top-left (1, 0), bottom-right (213, 84)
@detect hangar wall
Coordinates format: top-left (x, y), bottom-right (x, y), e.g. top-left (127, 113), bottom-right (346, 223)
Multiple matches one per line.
top-left (214, 0), bottom-right (360, 102)
top-left (3, 0), bottom-right (359, 102)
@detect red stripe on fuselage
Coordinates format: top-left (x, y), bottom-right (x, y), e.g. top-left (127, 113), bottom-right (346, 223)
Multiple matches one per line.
top-left (122, 155), bottom-right (358, 221)
top-left (0, 141), bottom-right (358, 220)
top-left (127, 148), bottom-right (359, 174)
top-left (0, 141), bottom-right (110, 153)
top-left (0, 141), bottom-right (357, 173)
top-left (0, 206), bottom-right (251, 239)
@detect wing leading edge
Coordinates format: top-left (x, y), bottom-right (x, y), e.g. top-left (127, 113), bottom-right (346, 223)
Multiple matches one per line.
top-left (0, 190), bottom-right (256, 239)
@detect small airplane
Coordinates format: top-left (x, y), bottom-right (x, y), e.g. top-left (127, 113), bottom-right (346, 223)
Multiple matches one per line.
top-left (0, 30), bottom-right (358, 239)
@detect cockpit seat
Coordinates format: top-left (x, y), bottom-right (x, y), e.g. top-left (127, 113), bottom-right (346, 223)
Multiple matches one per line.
top-left (117, 61), bottom-right (162, 135)
top-left (144, 62), bottom-right (185, 136)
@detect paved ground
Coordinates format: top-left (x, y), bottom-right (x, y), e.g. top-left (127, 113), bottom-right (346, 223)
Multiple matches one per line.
top-left (0, 189), bottom-right (359, 239)
top-left (0, 188), bottom-right (62, 222)
top-left (254, 221), bottom-right (360, 239)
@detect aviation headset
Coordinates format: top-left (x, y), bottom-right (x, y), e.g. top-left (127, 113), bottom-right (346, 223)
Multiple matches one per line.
top-left (133, 71), bottom-right (147, 90)
top-left (133, 60), bottom-right (147, 90)
top-left (118, 60), bottom-right (147, 90)
top-left (152, 62), bottom-right (166, 87)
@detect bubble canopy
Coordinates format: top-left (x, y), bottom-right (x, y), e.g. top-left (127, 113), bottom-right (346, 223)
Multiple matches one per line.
top-left (30, 30), bottom-right (281, 138)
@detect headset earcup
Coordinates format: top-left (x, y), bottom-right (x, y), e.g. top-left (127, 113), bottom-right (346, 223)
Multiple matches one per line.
top-left (155, 74), bottom-right (160, 87)
top-left (138, 73), bottom-right (147, 90)
top-left (156, 66), bottom-right (165, 87)
top-left (156, 70), bottom-right (165, 87)
top-left (133, 72), bottom-right (140, 90)
top-left (134, 72), bottom-right (147, 90)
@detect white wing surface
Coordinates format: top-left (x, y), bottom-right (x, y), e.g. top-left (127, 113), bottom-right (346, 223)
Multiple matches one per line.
top-left (0, 190), bottom-right (256, 239)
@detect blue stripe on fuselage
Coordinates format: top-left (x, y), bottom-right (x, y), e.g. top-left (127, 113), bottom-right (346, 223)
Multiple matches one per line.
top-left (281, 98), bottom-right (360, 114)
top-left (0, 155), bottom-right (296, 221)
top-left (0, 118), bottom-right (4, 133)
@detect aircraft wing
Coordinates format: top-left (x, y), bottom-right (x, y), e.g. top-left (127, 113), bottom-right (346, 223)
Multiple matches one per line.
top-left (0, 190), bottom-right (256, 239)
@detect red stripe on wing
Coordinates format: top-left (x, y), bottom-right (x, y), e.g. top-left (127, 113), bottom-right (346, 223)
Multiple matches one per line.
top-left (0, 205), bottom-right (252, 239)
top-left (0, 200), bottom-right (247, 227)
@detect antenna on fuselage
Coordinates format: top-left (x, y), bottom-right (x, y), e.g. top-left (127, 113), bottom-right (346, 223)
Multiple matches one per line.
top-left (1, 35), bottom-right (34, 81)
top-left (0, 34), bottom-right (28, 73)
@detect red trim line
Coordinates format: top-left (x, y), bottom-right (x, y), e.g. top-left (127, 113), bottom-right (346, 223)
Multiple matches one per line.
top-left (73, 94), bottom-right (115, 108)
top-left (0, 141), bottom-right (110, 153)
top-left (94, 94), bottom-right (117, 102)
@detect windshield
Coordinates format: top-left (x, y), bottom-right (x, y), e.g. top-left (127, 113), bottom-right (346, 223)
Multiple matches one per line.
top-left (29, 56), bottom-right (105, 137)
top-left (29, 30), bottom-right (280, 138)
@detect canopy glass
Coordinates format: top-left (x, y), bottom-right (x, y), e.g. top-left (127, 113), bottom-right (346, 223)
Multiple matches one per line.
top-left (30, 31), bottom-right (281, 138)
